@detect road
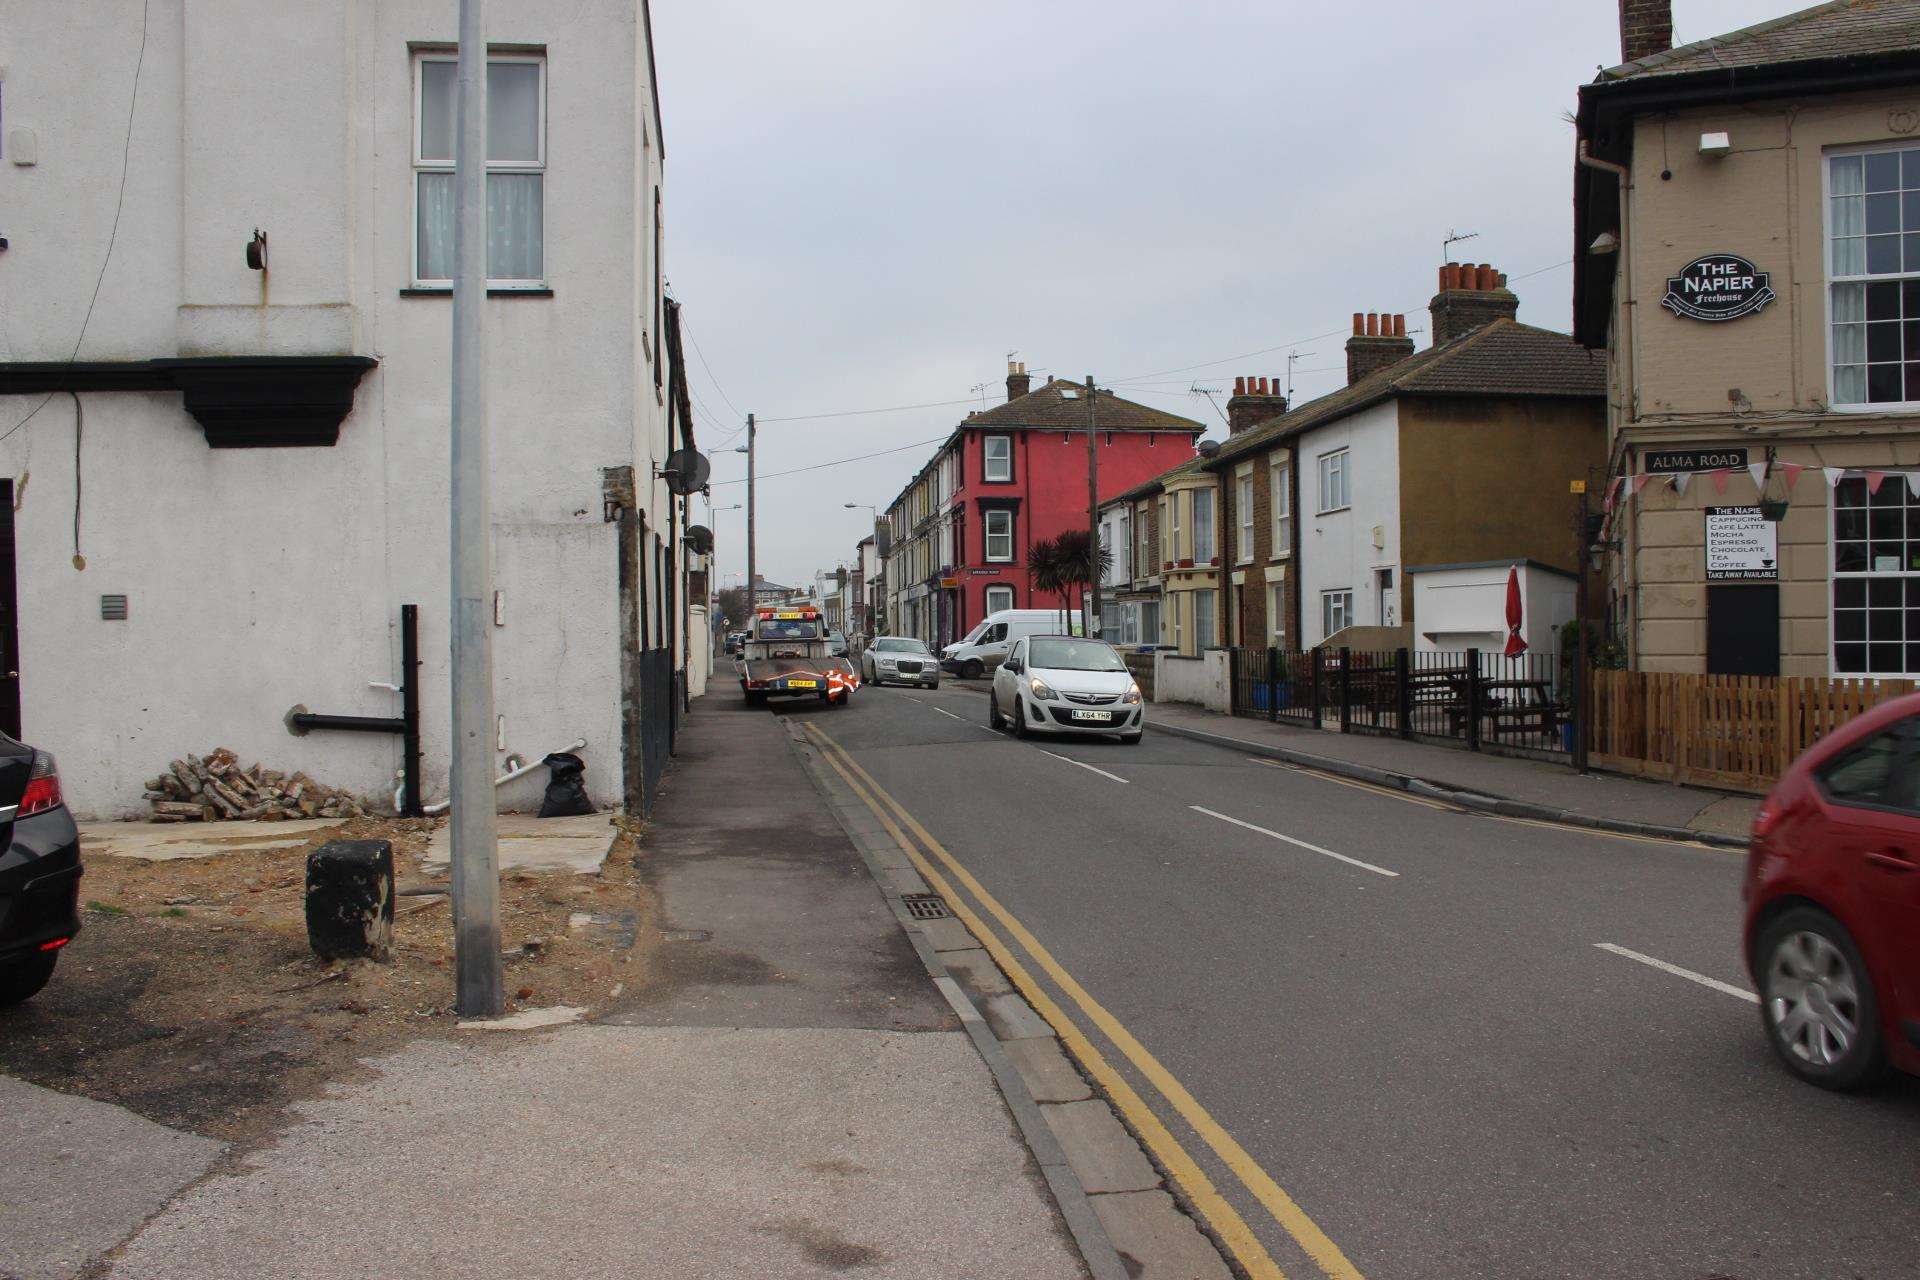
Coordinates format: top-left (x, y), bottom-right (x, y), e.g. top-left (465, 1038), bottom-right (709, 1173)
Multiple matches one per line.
top-left (778, 678), bottom-right (1920, 1280)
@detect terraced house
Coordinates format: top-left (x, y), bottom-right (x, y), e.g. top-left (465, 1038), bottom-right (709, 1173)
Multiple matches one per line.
top-left (1204, 268), bottom-right (1607, 653)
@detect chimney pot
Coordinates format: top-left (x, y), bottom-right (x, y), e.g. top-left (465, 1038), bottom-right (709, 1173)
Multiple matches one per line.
top-left (1006, 360), bottom-right (1032, 402)
top-left (1366, 312), bottom-right (1379, 336)
top-left (1352, 312), bottom-right (1364, 336)
top-left (1478, 264), bottom-right (1496, 290)
top-left (1430, 261), bottom-right (1519, 343)
top-left (1393, 314), bottom-right (1406, 337)
top-left (1234, 376), bottom-right (1246, 396)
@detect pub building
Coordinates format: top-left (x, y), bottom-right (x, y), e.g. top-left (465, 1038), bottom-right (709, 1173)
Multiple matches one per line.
top-left (1574, 0), bottom-right (1920, 677)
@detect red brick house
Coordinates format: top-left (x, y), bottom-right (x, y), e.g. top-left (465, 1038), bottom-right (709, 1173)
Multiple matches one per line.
top-left (883, 364), bottom-right (1202, 647)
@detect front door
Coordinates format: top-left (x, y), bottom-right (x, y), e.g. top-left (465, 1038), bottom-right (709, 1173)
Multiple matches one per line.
top-left (1706, 584), bottom-right (1780, 676)
top-left (0, 480), bottom-right (17, 738)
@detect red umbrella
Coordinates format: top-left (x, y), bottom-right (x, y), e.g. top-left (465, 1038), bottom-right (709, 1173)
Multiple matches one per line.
top-left (1503, 566), bottom-right (1527, 657)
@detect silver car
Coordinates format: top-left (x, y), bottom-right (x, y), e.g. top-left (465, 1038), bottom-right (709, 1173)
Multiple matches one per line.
top-left (988, 635), bottom-right (1143, 743)
top-left (861, 636), bottom-right (940, 688)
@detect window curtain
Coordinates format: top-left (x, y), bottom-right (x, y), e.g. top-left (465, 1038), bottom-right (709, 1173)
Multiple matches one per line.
top-left (417, 172), bottom-right (543, 281)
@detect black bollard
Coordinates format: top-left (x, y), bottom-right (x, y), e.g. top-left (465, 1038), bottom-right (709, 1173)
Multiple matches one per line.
top-left (305, 839), bottom-right (395, 962)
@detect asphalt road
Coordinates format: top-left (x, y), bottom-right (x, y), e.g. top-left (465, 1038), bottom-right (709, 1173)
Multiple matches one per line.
top-left (782, 679), bottom-right (1920, 1280)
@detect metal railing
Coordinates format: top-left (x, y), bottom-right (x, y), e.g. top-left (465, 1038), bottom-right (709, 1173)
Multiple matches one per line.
top-left (1227, 645), bottom-right (1570, 756)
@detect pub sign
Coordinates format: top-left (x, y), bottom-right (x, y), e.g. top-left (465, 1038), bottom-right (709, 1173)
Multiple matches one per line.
top-left (1662, 255), bottom-right (1776, 322)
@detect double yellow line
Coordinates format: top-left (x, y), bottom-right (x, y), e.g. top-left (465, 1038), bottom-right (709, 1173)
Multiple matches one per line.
top-left (804, 721), bottom-right (1364, 1280)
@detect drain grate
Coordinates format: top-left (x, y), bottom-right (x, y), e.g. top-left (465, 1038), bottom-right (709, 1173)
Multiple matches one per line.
top-left (899, 893), bottom-right (952, 921)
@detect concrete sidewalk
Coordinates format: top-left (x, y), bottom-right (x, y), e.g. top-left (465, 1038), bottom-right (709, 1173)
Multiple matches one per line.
top-left (84, 695), bottom-right (1092, 1280)
top-left (1143, 699), bottom-right (1758, 845)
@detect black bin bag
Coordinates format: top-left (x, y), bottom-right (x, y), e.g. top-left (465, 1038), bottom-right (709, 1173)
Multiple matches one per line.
top-left (537, 752), bottom-right (594, 817)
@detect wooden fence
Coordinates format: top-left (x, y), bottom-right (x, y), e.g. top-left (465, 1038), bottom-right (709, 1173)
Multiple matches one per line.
top-left (1587, 670), bottom-right (1915, 793)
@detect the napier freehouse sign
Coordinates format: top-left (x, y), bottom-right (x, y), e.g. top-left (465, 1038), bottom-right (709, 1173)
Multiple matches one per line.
top-left (1661, 254), bottom-right (1776, 322)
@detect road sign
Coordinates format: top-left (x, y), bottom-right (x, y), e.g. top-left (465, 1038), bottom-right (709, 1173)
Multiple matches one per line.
top-left (1706, 506), bottom-right (1777, 580)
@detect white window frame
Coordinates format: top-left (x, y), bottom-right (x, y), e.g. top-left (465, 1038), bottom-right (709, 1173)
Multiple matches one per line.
top-left (1825, 144), bottom-right (1920, 412)
top-left (1236, 472), bottom-right (1254, 565)
top-left (1191, 488), bottom-right (1215, 562)
top-left (1270, 460), bottom-right (1292, 557)
top-left (1317, 449), bottom-right (1351, 514)
top-left (411, 51), bottom-right (548, 289)
top-left (1194, 590), bottom-right (1216, 653)
top-left (1267, 580), bottom-right (1287, 647)
top-left (1116, 508), bottom-right (1132, 582)
top-left (1828, 474), bottom-right (1920, 675)
top-left (985, 583), bottom-right (1014, 614)
top-left (983, 435), bottom-right (1013, 482)
top-left (1142, 599), bottom-right (1161, 646)
top-left (1322, 588), bottom-right (1352, 639)
top-left (1136, 502), bottom-right (1153, 576)
top-left (984, 509), bottom-right (1014, 563)
top-left (1171, 594), bottom-right (1184, 651)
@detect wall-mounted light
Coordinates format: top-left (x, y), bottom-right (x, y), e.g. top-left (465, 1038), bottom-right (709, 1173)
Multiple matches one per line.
top-left (1699, 131), bottom-right (1731, 158)
top-left (1588, 231), bottom-right (1620, 255)
top-left (245, 228), bottom-right (268, 271)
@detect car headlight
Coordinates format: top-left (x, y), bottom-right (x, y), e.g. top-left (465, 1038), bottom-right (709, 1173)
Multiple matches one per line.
top-left (1121, 682), bottom-right (1142, 704)
top-left (1028, 676), bottom-right (1057, 701)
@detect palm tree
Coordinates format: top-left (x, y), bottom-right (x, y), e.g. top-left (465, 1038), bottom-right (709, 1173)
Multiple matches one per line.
top-left (1051, 529), bottom-right (1111, 635)
top-left (1026, 535), bottom-right (1069, 631)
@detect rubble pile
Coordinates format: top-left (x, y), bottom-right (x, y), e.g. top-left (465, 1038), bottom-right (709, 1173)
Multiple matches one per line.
top-left (143, 748), bottom-right (372, 823)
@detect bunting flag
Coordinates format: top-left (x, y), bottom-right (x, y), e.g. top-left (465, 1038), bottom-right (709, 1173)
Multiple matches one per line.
top-left (1908, 472), bottom-right (1920, 499)
top-left (1748, 461), bottom-right (1770, 490)
top-left (1824, 466), bottom-right (1847, 489)
top-left (1604, 476), bottom-right (1624, 512)
top-left (1631, 474), bottom-right (1652, 495)
top-left (1867, 470), bottom-right (1889, 495)
top-left (1780, 462), bottom-right (1806, 491)
top-left (1710, 468), bottom-right (1731, 494)
top-left (1670, 471), bottom-right (1692, 495)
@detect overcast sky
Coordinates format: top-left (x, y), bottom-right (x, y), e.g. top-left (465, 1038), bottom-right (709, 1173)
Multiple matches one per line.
top-left (655, 0), bottom-right (1804, 595)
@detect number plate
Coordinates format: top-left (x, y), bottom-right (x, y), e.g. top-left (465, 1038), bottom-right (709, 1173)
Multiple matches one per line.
top-left (787, 679), bottom-right (818, 689)
top-left (1070, 709), bottom-right (1113, 722)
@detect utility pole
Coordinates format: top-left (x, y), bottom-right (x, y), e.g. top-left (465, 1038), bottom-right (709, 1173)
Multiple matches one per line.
top-left (745, 413), bottom-right (756, 616)
top-left (449, 0), bottom-right (502, 1017)
top-left (1085, 374), bottom-right (1099, 637)
top-left (1572, 478), bottom-right (1591, 775)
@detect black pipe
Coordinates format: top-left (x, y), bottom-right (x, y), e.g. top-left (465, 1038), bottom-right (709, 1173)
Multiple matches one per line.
top-left (290, 713), bottom-right (405, 734)
top-left (400, 604), bottom-right (422, 817)
top-left (286, 603), bottom-right (423, 816)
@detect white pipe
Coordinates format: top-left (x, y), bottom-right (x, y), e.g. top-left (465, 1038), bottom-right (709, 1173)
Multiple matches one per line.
top-left (395, 739), bottom-right (587, 816)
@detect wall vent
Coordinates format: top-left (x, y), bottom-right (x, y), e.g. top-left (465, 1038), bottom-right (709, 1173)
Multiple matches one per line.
top-left (100, 594), bottom-right (129, 621)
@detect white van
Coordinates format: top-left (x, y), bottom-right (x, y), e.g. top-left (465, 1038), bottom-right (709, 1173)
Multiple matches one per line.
top-left (941, 608), bottom-right (1086, 678)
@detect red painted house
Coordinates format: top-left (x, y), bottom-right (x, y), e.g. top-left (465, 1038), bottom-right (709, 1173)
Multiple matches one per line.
top-left (885, 363), bottom-right (1203, 647)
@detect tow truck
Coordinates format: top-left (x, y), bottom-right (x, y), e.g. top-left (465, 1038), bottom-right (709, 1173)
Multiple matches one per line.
top-left (739, 606), bottom-right (859, 707)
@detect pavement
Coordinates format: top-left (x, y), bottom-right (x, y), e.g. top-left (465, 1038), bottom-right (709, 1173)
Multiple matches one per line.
top-left (79, 817), bottom-right (345, 861)
top-left (20, 693), bottom-right (1107, 1279)
top-left (953, 677), bottom-right (1760, 845)
top-left (422, 811), bottom-right (616, 876)
top-left (818, 681), bottom-right (1920, 1279)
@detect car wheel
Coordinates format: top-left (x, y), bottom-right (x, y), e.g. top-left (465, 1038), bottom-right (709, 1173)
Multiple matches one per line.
top-left (0, 952), bottom-right (58, 1008)
top-left (987, 692), bottom-right (1004, 730)
top-left (1755, 907), bottom-right (1888, 1091)
top-left (963, 660), bottom-right (985, 680)
top-left (1121, 731), bottom-right (1143, 745)
top-left (1010, 696), bottom-right (1030, 738)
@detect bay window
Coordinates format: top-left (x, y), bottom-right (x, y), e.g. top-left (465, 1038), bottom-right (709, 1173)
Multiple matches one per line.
top-left (414, 52), bottom-right (546, 286)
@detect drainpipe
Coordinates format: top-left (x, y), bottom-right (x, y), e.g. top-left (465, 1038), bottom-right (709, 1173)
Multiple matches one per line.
top-left (1578, 137), bottom-right (1637, 668)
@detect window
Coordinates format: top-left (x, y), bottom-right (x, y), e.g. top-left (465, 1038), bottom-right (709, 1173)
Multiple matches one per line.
top-left (1322, 589), bottom-right (1352, 638)
top-left (1831, 475), bottom-right (1920, 673)
top-left (984, 509), bottom-right (1014, 562)
top-left (1267, 581), bottom-right (1287, 647)
top-left (1118, 602), bottom-right (1141, 646)
top-left (1816, 721), bottom-right (1920, 811)
top-left (1116, 509), bottom-right (1132, 581)
top-left (1194, 591), bottom-right (1216, 652)
top-left (1317, 449), bottom-right (1350, 513)
top-left (1162, 497), bottom-right (1175, 564)
top-left (1237, 473), bottom-right (1254, 564)
top-left (1142, 599), bottom-right (1161, 645)
top-left (1100, 601), bottom-right (1121, 640)
top-left (1136, 504), bottom-right (1153, 575)
top-left (983, 435), bottom-right (1013, 482)
top-left (413, 53), bottom-right (546, 286)
top-left (1828, 149), bottom-right (1920, 406)
top-left (1192, 489), bottom-right (1215, 562)
top-left (985, 584), bottom-right (1014, 613)
top-left (1270, 461), bottom-right (1292, 555)
top-left (1171, 596), bottom-right (1184, 651)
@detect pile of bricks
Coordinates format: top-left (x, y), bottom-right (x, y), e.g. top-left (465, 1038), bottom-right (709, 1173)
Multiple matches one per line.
top-left (143, 748), bottom-right (371, 823)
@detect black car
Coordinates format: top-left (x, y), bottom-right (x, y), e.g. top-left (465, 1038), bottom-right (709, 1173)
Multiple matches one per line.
top-left (0, 736), bottom-right (80, 1006)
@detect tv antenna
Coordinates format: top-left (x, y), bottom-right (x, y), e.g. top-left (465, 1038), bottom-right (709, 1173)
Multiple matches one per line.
top-left (1442, 228), bottom-right (1480, 262)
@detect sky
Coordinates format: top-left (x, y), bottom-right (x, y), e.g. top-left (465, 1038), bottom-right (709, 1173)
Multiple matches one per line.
top-left (654, 0), bottom-right (1807, 593)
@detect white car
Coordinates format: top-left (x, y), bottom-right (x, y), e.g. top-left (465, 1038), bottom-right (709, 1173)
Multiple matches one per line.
top-left (988, 635), bottom-right (1143, 743)
top-left (861, 636), bottom-right (940, 688)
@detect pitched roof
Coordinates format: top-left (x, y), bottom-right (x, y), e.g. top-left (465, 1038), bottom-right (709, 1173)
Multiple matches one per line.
top-left (1599, 0), bottom-right (1920, 82)
top-left (965, 378), bottom-right (1203, 434)
top-left (1207, 320), bottom-right (1604, 467)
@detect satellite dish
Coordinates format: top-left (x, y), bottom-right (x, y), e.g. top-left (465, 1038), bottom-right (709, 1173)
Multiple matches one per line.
top-left (685, 524), bottom-right (714, 555)
top-left (660, 448), bottom-right (711, 495)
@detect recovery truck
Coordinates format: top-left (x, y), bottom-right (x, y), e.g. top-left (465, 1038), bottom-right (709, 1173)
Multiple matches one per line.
top-left (739, 606), bottom-right (859, 707)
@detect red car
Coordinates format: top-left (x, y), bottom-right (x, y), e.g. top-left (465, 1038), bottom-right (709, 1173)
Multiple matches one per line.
top-left (1745, 693), bottom-right (1920, 1089)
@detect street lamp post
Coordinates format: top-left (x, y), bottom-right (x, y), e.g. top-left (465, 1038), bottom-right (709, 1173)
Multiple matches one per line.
top-left (846, 502), bottom-right (880, 636)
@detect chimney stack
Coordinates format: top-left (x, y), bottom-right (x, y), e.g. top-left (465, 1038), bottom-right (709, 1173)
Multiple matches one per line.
top-left (1006, 359), bottom-right (1030, 401)
top-left (1429, 262), bottom-right (1519, 345)
top-left (1618, 0), bottom-right (1671, 63)
top-left (1345, 312), bottom-right (1414, 385)
top-left (1226, 373), bottom-right (1288, 436)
